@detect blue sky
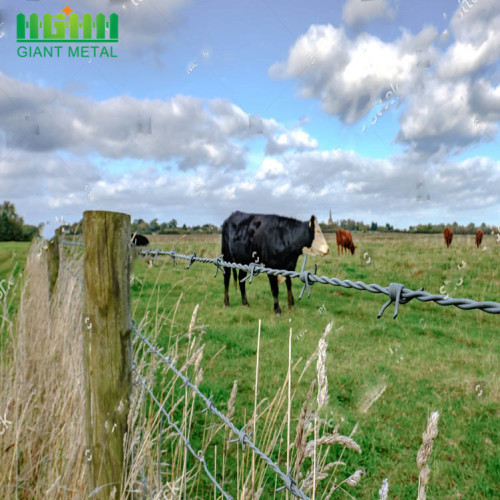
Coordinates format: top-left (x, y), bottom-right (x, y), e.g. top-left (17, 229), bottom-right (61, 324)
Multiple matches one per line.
top-left (0, 0), bottom-right (499, 233)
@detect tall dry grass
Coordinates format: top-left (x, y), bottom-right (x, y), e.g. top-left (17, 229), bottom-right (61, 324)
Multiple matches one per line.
top-left (0, 238), bottom-right (86, 498)
top-left (0, 238), bottom-right (441, 499)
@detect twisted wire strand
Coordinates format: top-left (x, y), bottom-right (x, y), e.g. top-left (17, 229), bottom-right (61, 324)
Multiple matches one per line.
top-left (131, 324), bottom-right (310, 500)
top-left (59, 239), bottom-right (84, 247)
top-left (138, 249), bottom-right (500, 317)
top-left (133, 370), bottom-right (233, 500)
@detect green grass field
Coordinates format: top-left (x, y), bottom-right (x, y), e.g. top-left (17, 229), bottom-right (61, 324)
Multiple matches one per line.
top-left (0, 241), bottom-right (30, 350)
top-left (128, 232), bottom-right (499, 498)
top-left (1, 233), bottom-right (498, 498)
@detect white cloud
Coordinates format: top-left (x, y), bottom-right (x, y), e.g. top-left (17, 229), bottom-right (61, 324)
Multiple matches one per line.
top-left (269, 24), bottom-right (437, 125)
top-left (270, 5), bottom-right (499, 156)
top-left (256, 157), bottom-right (285, 180)
top-left (342, 0), bottom-right (396, 28)
top-left (0, 73), bottom-right (321, 172)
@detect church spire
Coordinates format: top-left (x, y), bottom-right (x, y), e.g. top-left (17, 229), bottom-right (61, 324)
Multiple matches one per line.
top-left (328, 209), bottom-right (333, 226)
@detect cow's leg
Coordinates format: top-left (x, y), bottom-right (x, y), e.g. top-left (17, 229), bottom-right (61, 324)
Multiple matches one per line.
top-left (238, 269), bottom-right (249, 306)
top-left (268, 275), bottom-right (282, 316)
top-left (286, 276), bottom-right (294, 310)
top-left (224, 266), bottom-right (231, 308)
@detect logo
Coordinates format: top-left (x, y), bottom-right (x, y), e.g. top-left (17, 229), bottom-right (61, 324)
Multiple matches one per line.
top-left (17, 5), bottom-right (118, 59)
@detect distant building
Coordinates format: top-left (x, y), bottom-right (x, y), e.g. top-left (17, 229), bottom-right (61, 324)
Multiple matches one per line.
top-left (328, 209), bottom-right (333, 226)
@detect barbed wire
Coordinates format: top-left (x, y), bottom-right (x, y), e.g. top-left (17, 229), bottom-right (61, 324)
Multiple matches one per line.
top-left (138, 249), bottom-right (500, 317)
top-left (59, 239), bottom-right (84, 247)
top-left (59, 260), bottom-right (84, 285)
top-left (131, 322), bottom-right (310, 500)
top-left (133, 369), bottom-right (233, 500)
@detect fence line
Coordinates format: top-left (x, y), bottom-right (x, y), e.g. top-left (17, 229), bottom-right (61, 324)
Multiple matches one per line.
top-left (133, 370), bottom-right (233, 500)
top-left (138, 249), bottom-right (500, 317)
top-left (59, 239), bottom-right (84, 247)
top-left (131, 322), bottom-right (310, 500)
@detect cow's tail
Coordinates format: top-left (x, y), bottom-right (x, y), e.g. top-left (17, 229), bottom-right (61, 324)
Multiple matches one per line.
top-left (233, 268), bottom-right (238, 289)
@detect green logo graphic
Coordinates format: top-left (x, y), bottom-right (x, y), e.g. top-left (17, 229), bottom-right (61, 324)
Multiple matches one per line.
top-left (17, 6), bottom-right (118, 43)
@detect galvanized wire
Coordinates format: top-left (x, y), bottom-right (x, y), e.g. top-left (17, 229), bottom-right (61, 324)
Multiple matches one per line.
top-left (133, 369), bottom-right (233, 500)
top-left (59, 239), bottom-right (84, 247)
top-left (138, 249), bottom-right (500, 317)
top-left (131, 323), bottom-right (310, 500)
top-left (60, 260), bottom-right (84, 285)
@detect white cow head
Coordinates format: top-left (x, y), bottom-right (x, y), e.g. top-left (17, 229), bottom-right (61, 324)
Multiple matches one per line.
top-left (303, 216), bottom-right (329, 256)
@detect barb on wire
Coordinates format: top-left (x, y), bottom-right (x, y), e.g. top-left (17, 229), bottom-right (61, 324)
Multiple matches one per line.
top-left (213, 255), bottom-right (225, 277)
top-left (131, 324), bottom-right (310, 500)
top-left (137, 249), bottom-right (500, 317)
top-left (240, 262), bottom-right (263, 284)
top-left (134, 372), bottom-right (233, 500)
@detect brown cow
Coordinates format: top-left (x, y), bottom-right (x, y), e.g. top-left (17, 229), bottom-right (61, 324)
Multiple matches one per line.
top-left (475, 230), bottom-right (483, 248)
top-left (444, 227), bottom-right (453, 248)
top-left (336, 228), bottom-right (357, 255)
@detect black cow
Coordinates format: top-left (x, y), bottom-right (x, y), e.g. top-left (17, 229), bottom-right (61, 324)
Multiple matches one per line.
top-left (222, 211), bottom-right (329, 315)
top-left (131, 233), bottom-right (149, 246)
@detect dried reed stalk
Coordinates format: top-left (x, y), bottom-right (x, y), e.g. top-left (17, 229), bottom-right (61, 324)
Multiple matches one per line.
top-left (417, 411), bottom-right (440, 500)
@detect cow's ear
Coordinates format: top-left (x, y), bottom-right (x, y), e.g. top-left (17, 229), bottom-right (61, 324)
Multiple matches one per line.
top-left (309, 215), bottom-right (315, 228)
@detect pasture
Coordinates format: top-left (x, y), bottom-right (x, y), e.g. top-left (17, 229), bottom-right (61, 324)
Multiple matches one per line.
top-left (130, 231), bottom-right (499, 498)
top-left (0, 231), bottom-right (498, 497)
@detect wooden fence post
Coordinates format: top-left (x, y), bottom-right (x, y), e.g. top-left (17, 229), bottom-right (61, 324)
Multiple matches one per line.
top-left (83, 210), bottom-right (132, 499)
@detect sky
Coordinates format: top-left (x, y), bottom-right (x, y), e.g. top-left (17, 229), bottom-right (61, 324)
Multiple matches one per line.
top-left (0, 0), bottom-right (499, 234)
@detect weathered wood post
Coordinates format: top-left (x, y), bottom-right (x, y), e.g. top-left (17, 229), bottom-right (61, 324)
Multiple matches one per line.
top-left (83, 210), bottom-right (132, 499)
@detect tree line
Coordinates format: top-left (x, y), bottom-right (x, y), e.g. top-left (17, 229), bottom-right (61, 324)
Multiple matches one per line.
top-left (0, 202), bottom-right (497, 241)
top-left (0, 201), bottom-right (40, 241)
top-left (322, 218), bottom-right (496, 235)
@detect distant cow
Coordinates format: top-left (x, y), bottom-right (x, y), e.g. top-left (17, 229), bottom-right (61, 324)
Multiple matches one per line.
top-left (222, 211), bottom-right (329, 315)
top-left (336, 228), bottom-right (356, 255)
top-left (444, 227), bottom-right (453, 248)
top-left (131, 233), bottom-right (150, 246)
top-left (475, 230), bottom-right (483, 248)
top-left (131, 233), bottom-right (153, 267)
